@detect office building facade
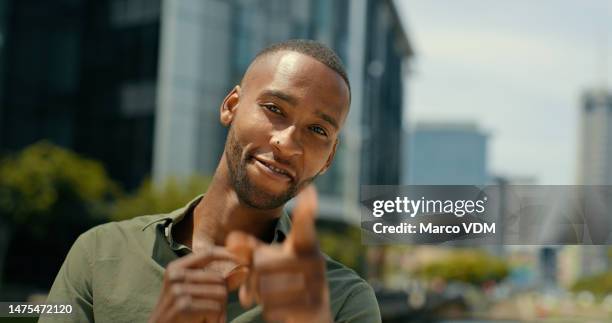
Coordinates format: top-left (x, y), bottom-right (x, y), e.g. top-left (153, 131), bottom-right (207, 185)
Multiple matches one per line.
top-left (577, 89), bottom-right (612, 185)
top-left (0, 0), bottom-right (161, 189)
top-left (576, 88), bottom-right (612, 277)
top-left (406, 122), bottom-right (488, 185)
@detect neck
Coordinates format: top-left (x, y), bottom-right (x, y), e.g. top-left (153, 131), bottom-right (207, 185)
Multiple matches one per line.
top-left (175, 154), bottom-right (284, 252)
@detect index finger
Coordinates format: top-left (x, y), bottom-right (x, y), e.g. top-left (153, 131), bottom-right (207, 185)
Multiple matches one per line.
top-left (287, 185), bottom-right (319, 255)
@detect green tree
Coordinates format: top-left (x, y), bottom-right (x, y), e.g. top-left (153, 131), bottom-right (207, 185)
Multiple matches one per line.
top-left (319, 225), bottom-right (365, 276)
top-left (415, 249), bottom-right (509, 286)
top-left (572, 271), bottom-right (612, 297)
top-left (111, 175), bottom-right (211, 221)
top-left (0, 141), bottom-right (120, 287)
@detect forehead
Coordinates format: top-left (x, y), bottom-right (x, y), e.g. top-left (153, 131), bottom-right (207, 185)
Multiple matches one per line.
top-left (242, 51), bottom-right (350, 125)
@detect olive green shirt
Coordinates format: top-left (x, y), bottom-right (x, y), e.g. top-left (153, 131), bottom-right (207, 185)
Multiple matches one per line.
top-left (40, 196), bottom-right (381, 323)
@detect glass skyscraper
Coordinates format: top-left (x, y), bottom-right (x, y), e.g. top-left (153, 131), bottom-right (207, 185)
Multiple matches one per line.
top-left (406, 122), bottom-right (489, 185)
top-left (0, 0), bottom-right (161, 189)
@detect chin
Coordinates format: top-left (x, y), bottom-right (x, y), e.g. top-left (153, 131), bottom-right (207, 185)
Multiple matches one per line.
top-left (239, 180), bottom-right (294, 210)
top-left (240, 191), bottom-right (287, 210)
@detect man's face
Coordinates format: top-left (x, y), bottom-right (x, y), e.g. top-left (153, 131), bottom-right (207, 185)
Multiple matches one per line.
top-left (222, 51), bottom-right (350, 209)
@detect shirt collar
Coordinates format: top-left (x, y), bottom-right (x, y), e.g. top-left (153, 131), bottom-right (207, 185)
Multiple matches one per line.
top-left (142, 194), bottom-right (292, 251)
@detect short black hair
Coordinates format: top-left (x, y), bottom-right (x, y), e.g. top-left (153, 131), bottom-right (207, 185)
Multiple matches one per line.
top-left (254, 39), bottom-right (351, 96)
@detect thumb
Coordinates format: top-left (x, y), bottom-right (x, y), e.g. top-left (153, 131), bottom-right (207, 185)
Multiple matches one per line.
top-left (225, 231), bottom-right (261, 306)
top-left (225, 231), bottom-right (262, 265)
top-left (287, 185), bottom-right (319, 255)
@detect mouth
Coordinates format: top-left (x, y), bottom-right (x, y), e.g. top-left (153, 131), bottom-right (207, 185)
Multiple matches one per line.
top-left (251, 156), bottom-right (295, 182)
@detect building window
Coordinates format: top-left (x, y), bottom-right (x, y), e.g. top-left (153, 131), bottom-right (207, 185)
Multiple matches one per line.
top-left (120, 81), bottom-right (156, 117)
top-left (111, 0), bottom-right (160, 27)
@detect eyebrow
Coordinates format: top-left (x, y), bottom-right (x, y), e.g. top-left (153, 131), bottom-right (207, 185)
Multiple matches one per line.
top-left (260, 89), bottom-right (339, 131)
top-left (260, 89), bottom-right (298, 105)
top-left (315, 110), bottom-right (339, 131)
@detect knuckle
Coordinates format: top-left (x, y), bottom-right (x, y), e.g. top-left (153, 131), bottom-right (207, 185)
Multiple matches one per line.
top-left (211, 285), bottom-right (228, 299)
top-left (167, 268), bottom-right (187, 283)
top-left (166, 262), bottom-right (179, 273)
top-left (175, 296), bottom-right (191, 313)
top-left (209, 273), bottom-right (224, 283)
top-left (165, 268), bottom-right (180, 281)
top-left (199, 271), bottom-right (223, 284)
top-left (171, 284), bottom-right (184, 297)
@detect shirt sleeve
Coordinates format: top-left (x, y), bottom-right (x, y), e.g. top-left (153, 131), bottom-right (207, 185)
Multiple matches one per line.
top-left (39, 230), bottom-right (95, 323)
top-left (334, 282), bottom-right (382, 323)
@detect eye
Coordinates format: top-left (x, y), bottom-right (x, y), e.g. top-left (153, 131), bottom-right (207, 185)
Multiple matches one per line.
top-left (262, 104), bottom-right (283, 115)
top-left (309, 125), bottom-right (328, 137)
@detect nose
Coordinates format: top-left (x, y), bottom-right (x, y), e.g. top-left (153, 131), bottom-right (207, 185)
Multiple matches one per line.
top-left (270, 125), bottom-right (302, 158)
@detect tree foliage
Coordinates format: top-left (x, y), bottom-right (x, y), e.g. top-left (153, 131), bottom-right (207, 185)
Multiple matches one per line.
top-left (0, 141), bottom-right (121, 287)
top-left (319, 225), bottom-right (365, 275)
top-left (111, 175), bottom-right (211, 221)
top-left (0, 141), bottom-right (120, 234)
top-left (415, 249), bottom-right (509, 286)
top-left (572, 271), bottom-right (612, 296)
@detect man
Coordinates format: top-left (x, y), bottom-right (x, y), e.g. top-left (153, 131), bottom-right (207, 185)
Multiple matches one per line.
top-left (42, 39), bottom-right (381, 322)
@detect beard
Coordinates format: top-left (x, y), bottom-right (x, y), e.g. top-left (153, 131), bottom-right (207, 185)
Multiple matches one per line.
top-left (225, 127), bottom-right (316, 209)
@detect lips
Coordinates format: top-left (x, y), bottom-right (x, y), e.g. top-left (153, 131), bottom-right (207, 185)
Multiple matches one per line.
top-left (251, 156), bottom-right (295, 182)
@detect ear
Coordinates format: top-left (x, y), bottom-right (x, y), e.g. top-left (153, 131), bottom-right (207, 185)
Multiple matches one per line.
top-left (220, 85), bottom-right (240, 127)
top-left (318, 138), bottom-right (339, 175)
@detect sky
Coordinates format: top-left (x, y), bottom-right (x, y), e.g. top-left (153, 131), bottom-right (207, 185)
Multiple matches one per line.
top-left (395, 0), bottom-right (612, 184)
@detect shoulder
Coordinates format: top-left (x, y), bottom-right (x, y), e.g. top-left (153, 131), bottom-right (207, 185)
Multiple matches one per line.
top-left (324, 253), bottom-right (377, 298)
top-left (324, 254), bottom-right (381, 322)
top-left (324, 254), bottom-right (368, 289)
top-left (78, 213), bottom-right (166, 241)
top-left (74, 213), bottom-right (168, 259)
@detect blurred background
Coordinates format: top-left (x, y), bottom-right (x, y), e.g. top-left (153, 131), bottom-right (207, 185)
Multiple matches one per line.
top-left (0, 0), bottom-right (611, 321)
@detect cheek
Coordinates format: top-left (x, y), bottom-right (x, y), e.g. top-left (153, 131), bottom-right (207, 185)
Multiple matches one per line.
top-left (303, 146), bottom-right (333, 176)
top-left (233, 107), bottom-right (272, 148)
